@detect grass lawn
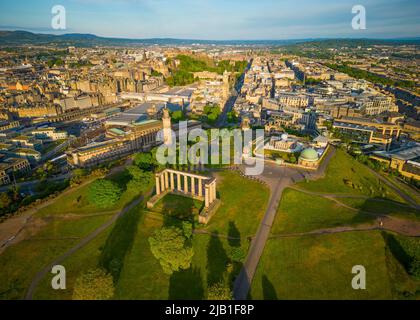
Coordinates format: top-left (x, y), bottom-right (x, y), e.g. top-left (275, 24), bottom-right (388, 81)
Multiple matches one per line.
top-left (33, 225), bottom-right (113, 300)
top-left (382, 174), bottom-right (420, 205)
top-left (250, 230), bottom-right (419, 300)
top-left (115, 210), bottom-right (245, 299)
top-left (151, 193), bottom-right (203, 221)
top-left (271, 189), bottom-right (374, 234)
top-left (339, 198), bottom-right (420, 221)
top-left (0, 168), bottom-right (150, 300)
top-left (201, 171), bottom-right (270, 237)
top-left (0, 214), bottom-right (112, 300)
top-left (1, 169), bottom-right (262, 300)
top-left (31, 198), bottom-right (248, 300)
top-left (297, 149), bottom-right (404, 202)
top-left (36, 169), bottom-right (148, 217)
top-left (251, 174), bottom-right (420, 300)
top-left (113, 172), bottom-right (267, 299)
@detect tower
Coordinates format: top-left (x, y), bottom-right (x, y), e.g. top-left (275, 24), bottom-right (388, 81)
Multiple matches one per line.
top-left (162, 107), bottom-right (172, 145)
top-left (223, 70), bottom-right (230, 101)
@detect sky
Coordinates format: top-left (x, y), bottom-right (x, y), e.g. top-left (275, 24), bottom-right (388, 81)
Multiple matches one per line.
top-left (0, 0), bottom-right (419, 40)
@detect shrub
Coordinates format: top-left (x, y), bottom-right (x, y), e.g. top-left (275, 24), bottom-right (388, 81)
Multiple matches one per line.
top-left (88, 179), bottom-right (122, 208)
top-left (72, 268), bottom-right (114, 300)
top-left (207, 282), bottom-right (233, 300)
top-left (149, 226), bottom-right (194, 274)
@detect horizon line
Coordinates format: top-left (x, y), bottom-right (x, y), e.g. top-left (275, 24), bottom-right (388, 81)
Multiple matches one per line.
top-left (1, 29), bottom-right (419, 43)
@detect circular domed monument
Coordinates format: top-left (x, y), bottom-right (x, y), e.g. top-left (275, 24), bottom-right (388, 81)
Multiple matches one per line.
top-left (298, 148), bottom-right (319, 168)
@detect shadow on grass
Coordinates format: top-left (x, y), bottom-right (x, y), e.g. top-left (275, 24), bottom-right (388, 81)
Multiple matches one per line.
top-left (207, 233), bottom-right (229, 286)
top-left (348, 198), bottom-right (377, 225)
top-left (350, 197), bottom-right (417, 225)
top-left (99, 205), bottom-right (142, 282)
top-left (228, 221), bottom-right (241, 247)
top-left (108, 169), bottom-right (131, 192)
top-left (160, 194), bottom-right (198, 222)
top-left (381, 231), bottom-right (413, 272)
top-left (168, 267), bottom-right (204, 299)
top-left (364, 197), bottom-right (418, 218)
top-left (262, 275), bottom-right (278, 300)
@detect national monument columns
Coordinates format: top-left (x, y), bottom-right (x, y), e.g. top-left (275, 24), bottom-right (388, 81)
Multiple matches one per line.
top-left (154, 169), bottom-right (217, 209)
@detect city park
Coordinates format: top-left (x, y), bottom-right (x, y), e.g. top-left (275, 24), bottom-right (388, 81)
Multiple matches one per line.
top-left (0, 138), bottom-right (419, 300)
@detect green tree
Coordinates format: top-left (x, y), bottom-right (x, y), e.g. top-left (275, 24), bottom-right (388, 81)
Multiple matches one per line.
top-left (0, 192), bottom-right (12, 209)
top-left (126, 165), bottom-right (152, 191)
top-left (134, 152), bottom-right (156, 171)
top-left (182, 221), bottom-right (193, 239)
top-left (88, 179), bottom-right (122, 208)
top-left (203, 104), bottom-right (221, 124)
top-left (227, 111), bottom-right (237, 123)
top-left (70, 168), bottom-right (87, 187)
top-left (410, 259), bottom-right (420, 279)
top-left (72, 268), bottom-right (114, 300)
top-left (229, 247), bottom-right (246, 263)
top-left (207, 281), bottom-right (233, 300)
top-left (148, 226), bottom-right (194, 275)
top-left (171, 110), bottom-right (185, 122)
top-left (35, 167), bottom-right (48, 181)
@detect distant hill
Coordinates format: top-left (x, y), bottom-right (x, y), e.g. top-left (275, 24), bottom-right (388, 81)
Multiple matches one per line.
top-left (0, 30), bottom-right (418, 47)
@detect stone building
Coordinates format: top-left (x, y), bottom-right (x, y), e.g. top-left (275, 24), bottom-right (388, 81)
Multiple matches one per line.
top-left (68, 119), bottom-right (163, 167)
top-left (298, 148), bottom-right (320, 168)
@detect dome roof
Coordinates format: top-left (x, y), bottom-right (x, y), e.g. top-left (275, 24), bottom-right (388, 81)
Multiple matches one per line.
top-left (300, 148), bottom-right (319, 161)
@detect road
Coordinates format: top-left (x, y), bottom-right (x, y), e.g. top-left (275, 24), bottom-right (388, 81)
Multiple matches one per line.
top-left (216, 71), bottom-right (245, 128)
top-left (365, 166), bottom-right (420, 210)
top-left (233, 147), bottom-right (336, 300)
top-left (216, 90), bottom-right (239, 128)
top-left (0, 173), bottom-right (72, 193)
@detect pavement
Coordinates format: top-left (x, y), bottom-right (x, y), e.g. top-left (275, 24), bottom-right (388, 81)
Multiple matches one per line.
top-left (24, 195), bottom-right (143, 300)
top-left (233, 147), bottom-right (336, 300)
top-left (0, 158), bottom-right (132, 254)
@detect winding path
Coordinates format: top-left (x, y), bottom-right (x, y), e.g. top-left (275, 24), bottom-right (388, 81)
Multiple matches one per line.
top-left (24, 196), bottom-right (143, 300)
top-left (0, 159), bottom-right (132, 254)
top-left (366, 167), bottom-right (420, 210)
top-left (233, 145), bottom-right (420, 299)
top-left (233, 147), bottom-right (337, 300)
top-left (269, 221), bottom-right (420, 239)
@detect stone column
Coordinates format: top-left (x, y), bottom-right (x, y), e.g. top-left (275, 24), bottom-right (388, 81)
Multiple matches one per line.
top-left (160, 174), bottom-right (165, 192)
top-left (205, 185), bottom-right (210, 208)
top-left (155, 175), bottom-right (161, 195)
top-left (198, 179), bottom-right (203, 197)
top-left (184, 175), bottom-right (188, 194)
top-left (164, 171), bottom-right (169, 190)
top-left (170, 172), bottom-right (174, 190)
top-left (191, 177), bottom-right (195, 196)
top-left (213, 182), bottom-right (217, 201)
top-left (177, 173), bottom-right (181, 191)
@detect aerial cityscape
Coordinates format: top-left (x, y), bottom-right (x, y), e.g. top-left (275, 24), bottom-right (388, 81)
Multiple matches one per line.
top-left (0, 0), bottom-right (419, 305)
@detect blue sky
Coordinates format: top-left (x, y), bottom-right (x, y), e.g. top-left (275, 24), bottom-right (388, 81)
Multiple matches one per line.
top-left (0, 0), bottom-right (419, 40)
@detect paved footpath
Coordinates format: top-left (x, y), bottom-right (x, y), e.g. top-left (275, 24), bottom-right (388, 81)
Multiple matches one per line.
top-left (0, 159), bottom-right (132, 254)
top-left (24, 195), bottom-right (143, 300)
top-left (233, 147), bottom-right (336, 300)
top-left (233, 174), bottom-right (290, 300)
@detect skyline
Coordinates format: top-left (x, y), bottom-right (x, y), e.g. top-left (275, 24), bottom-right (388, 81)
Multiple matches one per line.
top-left (0, 0), bottom-right (419, 40)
